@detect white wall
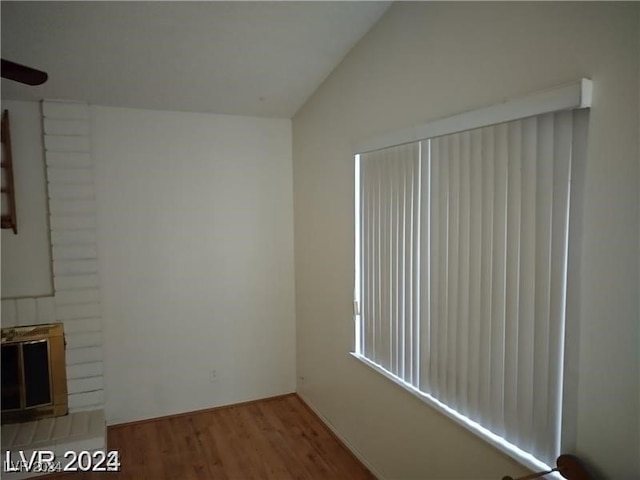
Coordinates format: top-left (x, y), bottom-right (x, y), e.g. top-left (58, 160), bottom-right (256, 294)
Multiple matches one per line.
top-left (1, 100), bottom-right (53, 299)
top-left (92, 106), bottom-right (296, 424)
top-left (293, 3), bottom-right (639, 480)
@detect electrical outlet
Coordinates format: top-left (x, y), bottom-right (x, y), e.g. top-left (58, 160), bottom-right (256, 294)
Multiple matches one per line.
top-left (210, 369), bottom-right (218, 383)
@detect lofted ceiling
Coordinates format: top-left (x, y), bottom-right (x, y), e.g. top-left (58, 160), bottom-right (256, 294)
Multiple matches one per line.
top-left (1, 1), bottom-right (390, 118)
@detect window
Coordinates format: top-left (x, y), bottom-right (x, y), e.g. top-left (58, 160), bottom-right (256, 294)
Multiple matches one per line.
top-left (353, 81), bottom-right (590, 472)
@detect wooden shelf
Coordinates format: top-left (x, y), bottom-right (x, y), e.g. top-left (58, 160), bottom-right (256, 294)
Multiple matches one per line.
top-left (1, 109), bottom-right (17, 234)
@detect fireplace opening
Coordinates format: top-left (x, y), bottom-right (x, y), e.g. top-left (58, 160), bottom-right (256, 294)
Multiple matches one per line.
top-left (1, 323), bottom-right (68, 424)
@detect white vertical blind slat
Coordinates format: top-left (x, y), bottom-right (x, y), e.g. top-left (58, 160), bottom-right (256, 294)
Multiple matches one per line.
top-left (458, 131), bottom-right (471, 416)
top-left (420, 140), bottom-right (431, 391)
top-left (373, 158), bottom-right (386, 364)
top-left (447, 134), bottom-right (460, 408)
top-left (361, 157), bottom-right (371, 358)
top-left (382, 155), bottom-right (391, 369)
top-left (404, 152), bottom-right (412, 380)
top-left (467, 129), bottom-right (483, 421)
top-left (372, 158), bottom-right (378, 361)
top-left (489, 123), bottom-right (508, 436)
top-left (547, 111), bottom-right (572, 462)
top-left (373, 155), bottom-right (382, 363)
top-left (428, 139), bottom-right (441, 397)
top-left (479, 126), bottom-right (495, 428)
top-left (402, 149), bottom-right (414, 380)
top-left (532, 113), bottom-right (554, 461)
top-left (398, 153), bottom-right (406, 378)
top-left (411, 150), bottom-right (421, 384)
top-left (504, 120), bottom-right (523, 444)
top-left (403, 154), bottom-right (412, 380)
top-left (389, 150), bottom-right (402, 375)
top-left (516, 116), bottom-right (537, 453)
top-left (438, 137), bottom-right (450, 404)
top-left (372, 157), bottom-right (378, 361)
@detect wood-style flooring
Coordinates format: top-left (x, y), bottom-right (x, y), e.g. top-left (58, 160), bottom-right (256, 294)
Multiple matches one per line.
top-left (45, 394), bottom-right (375, 480)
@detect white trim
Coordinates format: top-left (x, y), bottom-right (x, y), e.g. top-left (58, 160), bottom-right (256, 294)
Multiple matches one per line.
top-left (354, 154), bottom-right (362, 354)
top-left (349, 352), bottom-right (563, 480)
top-left (353, 79), bottom-right (592, 154)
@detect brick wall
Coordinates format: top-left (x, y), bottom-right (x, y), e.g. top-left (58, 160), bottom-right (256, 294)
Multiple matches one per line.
top-left (1, 100), bottom-right (104, 412)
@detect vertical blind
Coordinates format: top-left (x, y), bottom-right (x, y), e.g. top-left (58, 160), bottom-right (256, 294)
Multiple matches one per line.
top-left (359, 142), bottom-right (421, 386)
top-left (357, 110), bottom-right (586, 467)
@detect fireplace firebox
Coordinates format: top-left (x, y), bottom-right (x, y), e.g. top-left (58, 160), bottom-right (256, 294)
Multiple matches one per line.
top-left (1, 323), bottom-right (68, 424)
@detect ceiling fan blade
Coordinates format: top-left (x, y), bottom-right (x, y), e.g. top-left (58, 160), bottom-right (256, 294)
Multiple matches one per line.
top-left (1, 59), bottom-right (48, 86)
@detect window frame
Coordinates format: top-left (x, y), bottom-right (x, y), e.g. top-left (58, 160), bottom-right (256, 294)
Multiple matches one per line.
top-left (352, 79), bottom-right (591, 476)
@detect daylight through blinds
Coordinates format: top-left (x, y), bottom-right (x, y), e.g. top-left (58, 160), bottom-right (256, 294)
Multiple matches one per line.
top-left (357, 110), bottom-right (587, 466)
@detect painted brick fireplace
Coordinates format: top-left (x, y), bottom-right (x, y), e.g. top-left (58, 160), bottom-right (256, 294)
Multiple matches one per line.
top-left (1, 100), bottom-right (105, 478)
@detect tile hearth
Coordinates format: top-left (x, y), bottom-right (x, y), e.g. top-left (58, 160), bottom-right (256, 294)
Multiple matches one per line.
top-left (1, 409), bottom-right (105, 480)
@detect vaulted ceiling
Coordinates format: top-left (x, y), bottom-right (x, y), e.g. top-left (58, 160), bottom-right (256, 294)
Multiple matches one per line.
top-left (1, 1), bottom-right (390, 118)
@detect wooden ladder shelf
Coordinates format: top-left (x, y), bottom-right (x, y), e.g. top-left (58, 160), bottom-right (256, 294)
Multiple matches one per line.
top-left (1, 109), bottom-right (18, 234)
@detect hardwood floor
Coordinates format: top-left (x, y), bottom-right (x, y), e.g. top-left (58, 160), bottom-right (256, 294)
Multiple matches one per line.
top-left (45, 394), bottom-right (375, 480)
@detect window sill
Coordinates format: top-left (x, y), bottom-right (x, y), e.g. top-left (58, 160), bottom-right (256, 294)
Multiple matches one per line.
top-left (349, 351), bottom-right (563, 479)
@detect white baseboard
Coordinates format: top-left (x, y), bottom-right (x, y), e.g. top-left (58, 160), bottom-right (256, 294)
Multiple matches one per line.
top-left (296, 391), bottom-right (387, 480)
top-left (296, 391), bottom-right (505, 480)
